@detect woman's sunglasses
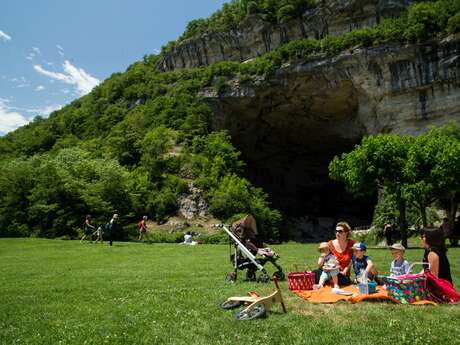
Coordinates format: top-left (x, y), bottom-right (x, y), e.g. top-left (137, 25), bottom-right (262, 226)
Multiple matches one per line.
top-left (336, 229), bottom-right (346, 234)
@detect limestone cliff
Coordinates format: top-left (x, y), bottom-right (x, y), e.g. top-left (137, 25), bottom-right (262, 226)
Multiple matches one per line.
top-left (201, 36), bottom-right (460, 230)
top-left (159, 0), bottom-right (410, 71)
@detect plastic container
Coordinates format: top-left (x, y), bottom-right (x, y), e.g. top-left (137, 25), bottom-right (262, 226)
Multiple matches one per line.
top-left (358, 281), bottom-right (377, 294)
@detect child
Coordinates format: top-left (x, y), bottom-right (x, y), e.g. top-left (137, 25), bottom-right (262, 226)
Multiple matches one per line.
top-left (313, 242), bottom-right (340, 289)
top-left (351, 242), bottom-right (378, 283)
top-left (93, 224), bottom-right (104, 244)
top-left (389, 243), bottom-right (410, 276)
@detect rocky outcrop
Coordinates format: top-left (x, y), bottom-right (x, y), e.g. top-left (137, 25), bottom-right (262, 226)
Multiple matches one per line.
top-left (177, 187), bottom-right (208, 220)
top-left (159, 0), bottom-right (411, 71)
top-left (202, 36), bottom-right (460, 224)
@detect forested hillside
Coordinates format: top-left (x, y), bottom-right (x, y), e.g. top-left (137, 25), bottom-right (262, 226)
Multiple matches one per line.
top-left (2, 0), bottom-right (460, 240)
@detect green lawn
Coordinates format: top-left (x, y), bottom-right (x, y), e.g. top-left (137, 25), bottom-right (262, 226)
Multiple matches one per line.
top-left (0, 239), bottom-right (459, 345)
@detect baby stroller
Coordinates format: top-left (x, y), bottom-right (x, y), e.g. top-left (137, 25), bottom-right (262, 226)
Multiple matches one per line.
top-left (221, 214), bottom-right (285, 283)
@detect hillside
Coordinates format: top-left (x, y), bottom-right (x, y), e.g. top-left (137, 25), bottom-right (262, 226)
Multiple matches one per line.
top-left (2, 0), bottom-right (460, 241)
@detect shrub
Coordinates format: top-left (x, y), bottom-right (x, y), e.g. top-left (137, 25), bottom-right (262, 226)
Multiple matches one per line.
top-left (404, 2), bottom-right (441, 42)
top-left (447, 12), bottom-right (460, 33)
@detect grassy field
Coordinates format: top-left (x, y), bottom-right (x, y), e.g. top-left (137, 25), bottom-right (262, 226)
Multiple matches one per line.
top-left (0, 238), bottom-right (459, 345)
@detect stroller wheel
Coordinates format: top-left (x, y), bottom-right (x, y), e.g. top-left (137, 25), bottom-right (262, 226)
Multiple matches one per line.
top-left (245, 270), bottom-right (256, 281)
top-left (272, 270), bottom-right (285, 281)
top-left (235, 304), bottom-right (266, 320)
top-left (220, 299), bottom-right (244, 310)
top-left (257, 273), bottom-right (271, 284)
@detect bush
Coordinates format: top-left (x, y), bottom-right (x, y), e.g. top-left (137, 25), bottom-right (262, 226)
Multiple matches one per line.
top-left (197, 232), bottom-right (228, 244)
top-left (447, 12), bottom-right (460, 33)
top-left (404, 2), bottom-right (441, 42)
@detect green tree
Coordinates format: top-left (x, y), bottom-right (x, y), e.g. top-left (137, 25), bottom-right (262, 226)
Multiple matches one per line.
top-left (329, 134), bottom-right (413, 247)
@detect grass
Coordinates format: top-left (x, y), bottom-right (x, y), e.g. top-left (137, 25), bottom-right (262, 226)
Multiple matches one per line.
top-left (0, 238), bottom-right (459, 345)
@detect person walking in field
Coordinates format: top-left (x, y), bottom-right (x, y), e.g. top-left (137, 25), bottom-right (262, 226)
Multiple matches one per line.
top-left (80, 215), bottom-right (95, 243)
top-left (93, 224), bottom-right (104, 244)
top-left (138, 216), bottom-right (148, 241)
top-left (384, 223), bottom-right (394, 246)
top-left (106, 213), bottom-right (118, 246)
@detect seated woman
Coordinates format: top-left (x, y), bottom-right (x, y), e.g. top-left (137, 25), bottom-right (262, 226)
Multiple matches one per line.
top-left (314, 221), bottom-right (355, 286)
top-left (421, 227), bottom-right (453, 284)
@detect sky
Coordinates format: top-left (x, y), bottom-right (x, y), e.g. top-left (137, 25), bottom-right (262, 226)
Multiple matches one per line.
top-left (0, 0), bottom-right (227, 135)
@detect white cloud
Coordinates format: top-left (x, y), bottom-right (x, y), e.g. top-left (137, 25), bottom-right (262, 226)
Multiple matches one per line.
top-left (35, 85), bottom-right (45, 91)
top-left (0, 30), bottom-right (11, 42)
top-left (33, 60), bottom-right (99, 96)
top-left (9, 76), bottom-right (30, 88)
top-left (0, 100), bottom-right (28, 134)
top-left (32, 47), bottom-right (41, 55)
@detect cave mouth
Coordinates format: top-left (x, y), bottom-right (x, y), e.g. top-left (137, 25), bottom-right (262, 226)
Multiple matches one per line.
top-left (207, 74), bottom-right (376, 238)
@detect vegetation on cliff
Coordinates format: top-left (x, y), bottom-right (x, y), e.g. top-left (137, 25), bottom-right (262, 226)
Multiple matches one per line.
top-left (178, 0), bottom-right (317, 41)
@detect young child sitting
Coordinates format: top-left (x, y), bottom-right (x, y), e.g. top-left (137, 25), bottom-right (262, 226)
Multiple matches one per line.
top-left (313, 242), bottom-right (340, 289)
top-left (389, 243), bottom-right (410, 276)
top-left (351, 242), bottom-right (378, 283)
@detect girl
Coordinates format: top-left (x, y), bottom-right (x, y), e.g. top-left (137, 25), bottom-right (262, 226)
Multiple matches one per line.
top-left (421, 227), bottom-right (453, 284)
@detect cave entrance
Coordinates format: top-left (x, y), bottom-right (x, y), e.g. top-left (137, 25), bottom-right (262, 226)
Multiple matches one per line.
top-left (207, 74), bottom-right (376, 240)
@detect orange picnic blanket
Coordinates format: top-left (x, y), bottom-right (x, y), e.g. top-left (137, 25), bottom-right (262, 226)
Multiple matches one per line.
top-left (293, 285), bottom-right (436, 305)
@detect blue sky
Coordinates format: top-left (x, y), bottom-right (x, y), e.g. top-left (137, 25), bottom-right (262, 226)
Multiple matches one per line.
top-left (0, 0), bottom-right (226, 135)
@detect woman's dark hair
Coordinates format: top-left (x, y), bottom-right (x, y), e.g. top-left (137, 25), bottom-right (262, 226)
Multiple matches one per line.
top-left (86, 215), bottom-right (91, 220)
top-left (421, 227), bottom-right (447, 252)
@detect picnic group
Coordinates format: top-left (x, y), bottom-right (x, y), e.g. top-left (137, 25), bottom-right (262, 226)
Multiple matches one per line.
top-left (311, 222), bottom-right (455, 299)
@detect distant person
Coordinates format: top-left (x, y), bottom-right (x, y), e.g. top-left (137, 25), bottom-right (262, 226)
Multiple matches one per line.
top-left (452, 216), bottom-right (460, 247)
top-left (182, 231), bottom-right (197, 245)
top-left (138, 216), bottom-right (148, 241)
top-left (440, 217), bottom-right (452, 241)
top-left (106, 213), bottom-right (118, 246)
top-left (384, 223), bottom-right (394, 246)
top-left (80, 215), bottom-right (95, 243)
top-left (421, 227), bottom-right (453, 284)
top-left (93, 224), bottom-right (104, 244)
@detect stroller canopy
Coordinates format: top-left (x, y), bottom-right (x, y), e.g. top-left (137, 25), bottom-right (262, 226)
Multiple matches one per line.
top-left (232, 214), bottom-right (258, 241)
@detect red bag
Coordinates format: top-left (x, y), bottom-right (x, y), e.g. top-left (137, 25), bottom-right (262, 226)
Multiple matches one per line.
top-left (425, 271), bottom-right (460, 304)
top-left (288, 271), bottom-right (315, 291)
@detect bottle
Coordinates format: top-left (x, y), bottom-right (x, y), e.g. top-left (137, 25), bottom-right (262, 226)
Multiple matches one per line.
top-left (361, 271), bottom-right (369, 294)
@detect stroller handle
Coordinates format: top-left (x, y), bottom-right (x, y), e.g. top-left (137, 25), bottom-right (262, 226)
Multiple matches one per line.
top-left (222, 225), bottom-right (265, 272)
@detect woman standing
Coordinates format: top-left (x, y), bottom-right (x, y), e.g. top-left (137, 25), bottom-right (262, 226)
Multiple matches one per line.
top-left (421, 227), bottom-right (453, 284)
top-left (80, 215), bottom-right (95, 243)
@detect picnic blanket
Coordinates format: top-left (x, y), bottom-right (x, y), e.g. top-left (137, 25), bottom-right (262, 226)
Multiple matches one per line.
top-left (293, 285), bottom-right (436, 305)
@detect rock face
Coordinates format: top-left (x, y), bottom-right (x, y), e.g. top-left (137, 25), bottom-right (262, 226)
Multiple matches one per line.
top-left (177, 187), bottom-right (208, 220)
top-left (202, 36), bottom-right (460, 227)
top-left (159, 0), bottom-right (410, 71)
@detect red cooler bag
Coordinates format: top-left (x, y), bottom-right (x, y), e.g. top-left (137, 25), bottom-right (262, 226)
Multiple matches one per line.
top-left (288, 271), bottom-right (315, 290)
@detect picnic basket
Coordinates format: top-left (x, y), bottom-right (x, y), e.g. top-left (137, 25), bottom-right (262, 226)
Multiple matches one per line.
top-left (287, 271), bottom-right (315, 291)
top-left (383, 263), bottom-right (429, 304)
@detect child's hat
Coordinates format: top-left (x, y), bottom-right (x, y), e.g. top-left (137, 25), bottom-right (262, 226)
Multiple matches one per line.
top-left (318, 242), bottom-right (329, 251)
top-left (352, 242), bottom-right (367, 251)
top-left (390, 243), bottom-right (405, 251)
